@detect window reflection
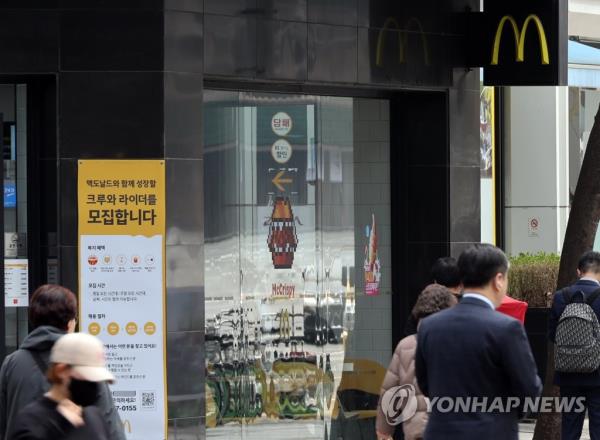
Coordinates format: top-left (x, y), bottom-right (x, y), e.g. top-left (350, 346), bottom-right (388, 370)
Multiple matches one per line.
top-left (2, 84), bottom-right (29, 356)
top-left (204, 92), bottom-right (391, 439)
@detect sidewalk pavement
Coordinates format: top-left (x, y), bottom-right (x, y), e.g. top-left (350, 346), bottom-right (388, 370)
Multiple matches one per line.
top-left (519, 420), bottom-right (590, 440)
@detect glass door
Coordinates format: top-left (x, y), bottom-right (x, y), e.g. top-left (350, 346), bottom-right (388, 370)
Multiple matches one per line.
top-left (2, 84), bottom-right (29, 359)
top-left (204, 91), bottom-right (392, 440)
top-left (203, 90), bottom-right (243, 439)
top-left (238, 93), bottom-right (324, 439)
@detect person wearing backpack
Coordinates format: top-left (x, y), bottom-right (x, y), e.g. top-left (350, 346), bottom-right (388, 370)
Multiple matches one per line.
top-left (549, 251), bottom-right (600, 440)
top-left (0, 285), bottom-right (125, 440)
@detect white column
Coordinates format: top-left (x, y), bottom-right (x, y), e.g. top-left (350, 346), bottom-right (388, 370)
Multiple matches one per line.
top-left (504, 86), bottom-right (569, 255)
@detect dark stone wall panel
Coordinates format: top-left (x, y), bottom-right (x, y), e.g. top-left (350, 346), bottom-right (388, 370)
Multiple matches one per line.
top-left (0, 11), bottom-right (58, 72)
top-left (58, 245), bottom-right (78, 294)
top-left (164, 73), bottom-right (203, 159)
top-left (204, 14), bottom-right (257, 77)
top-left (59, 72), bottom-right (164, 159)
top-left (400, 92), bottom-right (449, 167)
top-left (308, 0), bottom-right (358, 26)
top-left (59, 0), bottom-right (163, 9)
top-left (404, 242), bottom-right (450, 297)
top-left (0, 1), bottom-right (57, 8)
top-left (257, 19), bottom-right (307, 80)
top-left (308, 24), bottom-right (357, 83)
top-left (449, 88), bottom-right (479, 167)
top-left (166, 159), bottom-right (204, 244)
top-left (258, 0), bottom-right (307, 21)
top-left (39, 159), bottom-right (58, 247)
top-left (452, 65), bottom-right (480, 93)
top-left (405, 166), bottom-right (449, 243)
top-left (165, 0), bottom-right (203, 13)
top-left (450, 165), bottom-right (481, 243)
top-left (164, 10), bottom-right (203, 73)
top-left (60, 10), bottom-right (163, 71)
top-left (204, 0), bottom-right (255, 16)
top-left (357, 28), bottom-right (455, 87)
top-left (58, 159), bottom-right (77, 247)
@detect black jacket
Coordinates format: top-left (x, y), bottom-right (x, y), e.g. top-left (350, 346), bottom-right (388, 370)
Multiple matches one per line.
top-left (415, 296), bottom-right (542, 440)
top-left (7, 396), bottom-right (109, 440)
top-left (403, 314), bottom-right (418, 337)
top-left (0, 326), bottom-right (125, 440)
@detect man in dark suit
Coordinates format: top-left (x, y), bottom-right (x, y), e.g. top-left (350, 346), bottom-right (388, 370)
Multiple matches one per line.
top-left (549, 251), bottom-right (600, 440)
top-left (415, 244), bottom-right (542, 440)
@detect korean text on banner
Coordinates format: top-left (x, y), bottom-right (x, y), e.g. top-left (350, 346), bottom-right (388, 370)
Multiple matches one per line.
top-left (78, 160), bottom-right (166, 440)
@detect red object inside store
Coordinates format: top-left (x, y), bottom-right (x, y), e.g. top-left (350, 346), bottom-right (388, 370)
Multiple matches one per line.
top-left (496, 295), bottom-right (528, 324)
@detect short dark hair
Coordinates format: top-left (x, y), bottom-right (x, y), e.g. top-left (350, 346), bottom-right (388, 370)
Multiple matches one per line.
top-left (578, 251), bottom-right (600, 274)
top-left (412, 284), bottom-right (456, 321)
top-left (29, 285), bottom-right (77, 331)
top-left (458, 244), bottom-right (509, 289)
top-left (430, 257), bottom-right (461, 287)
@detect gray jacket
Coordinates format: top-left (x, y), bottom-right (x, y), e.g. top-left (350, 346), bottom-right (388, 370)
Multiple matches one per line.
top-left (0, 326), bottom-right (126, 440)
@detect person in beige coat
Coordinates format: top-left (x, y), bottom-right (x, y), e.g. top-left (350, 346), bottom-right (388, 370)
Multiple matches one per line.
top-left (376, 284), bottom-right (457, 440)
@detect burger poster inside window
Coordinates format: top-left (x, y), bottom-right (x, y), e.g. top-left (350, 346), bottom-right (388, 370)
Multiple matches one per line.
top-left (364, 214), bottom-right (381, 296)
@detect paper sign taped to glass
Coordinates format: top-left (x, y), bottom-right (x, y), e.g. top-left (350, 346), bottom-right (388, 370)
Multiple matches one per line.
top-left (364, 214), bottom-right (381, 296)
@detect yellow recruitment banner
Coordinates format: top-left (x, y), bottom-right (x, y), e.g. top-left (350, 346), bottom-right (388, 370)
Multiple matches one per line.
top-left (78, 160), bottom-right (165, 236)
top-left (78, 160), bottom-right (167, 440)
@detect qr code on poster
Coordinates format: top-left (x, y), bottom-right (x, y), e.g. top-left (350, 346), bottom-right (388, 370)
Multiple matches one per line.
top-left (141, 391), bottom-right (156, 410)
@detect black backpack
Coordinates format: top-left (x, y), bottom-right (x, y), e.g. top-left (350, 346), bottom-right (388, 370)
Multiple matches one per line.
top-left (554, 288), bottom-right (600, 373)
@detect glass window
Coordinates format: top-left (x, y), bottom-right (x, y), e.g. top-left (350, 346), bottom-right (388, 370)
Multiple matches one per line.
top-left (1, 84), bottom-right (29, 356)
top-left (203, 91), bottom-right (391, 439)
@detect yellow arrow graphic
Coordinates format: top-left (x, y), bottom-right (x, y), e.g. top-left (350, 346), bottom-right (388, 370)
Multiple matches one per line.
top-left (272, 170), bottom-right (293, 191)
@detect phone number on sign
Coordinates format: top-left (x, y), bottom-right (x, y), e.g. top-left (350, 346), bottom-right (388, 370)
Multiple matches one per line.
top-left (115, 405), bottom-right (137, 412)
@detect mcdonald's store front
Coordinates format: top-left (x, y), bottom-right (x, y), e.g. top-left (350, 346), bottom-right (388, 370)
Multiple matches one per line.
top-left (0, 0), bottom-right (566, 439)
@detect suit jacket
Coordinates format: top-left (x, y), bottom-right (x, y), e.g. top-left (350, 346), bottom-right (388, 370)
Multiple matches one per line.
top-left (415, 296), bottom-right (542, 440)
top-left (549, 279), bottom-right (600, 387)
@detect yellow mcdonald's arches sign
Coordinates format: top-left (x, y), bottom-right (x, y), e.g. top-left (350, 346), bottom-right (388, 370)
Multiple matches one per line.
top-left (375, 17), bottom-right (430, 67)
top-left (490, 14), bottom-right (550, 65)
top-left (122, 420), bottom-right (132, 433)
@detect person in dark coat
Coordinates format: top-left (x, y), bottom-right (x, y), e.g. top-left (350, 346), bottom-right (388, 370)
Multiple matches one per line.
top-left (0, 285), bottom-right (125, 440)
top-left (8, 333), bottom-right (113, 440)
top-left (415, 244), bottom-right (542, 440)
top-left (548, 251), bottom-right (600, 440)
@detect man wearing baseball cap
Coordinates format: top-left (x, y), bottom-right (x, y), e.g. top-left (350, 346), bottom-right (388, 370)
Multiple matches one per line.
top-left (8, 333), bottom-right (114, 440)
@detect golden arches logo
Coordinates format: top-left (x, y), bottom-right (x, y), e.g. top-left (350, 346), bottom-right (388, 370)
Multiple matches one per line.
top-left (122, 420), bottom-right (132, 433)
top-left (376, 17), bottom-right (430, 67)
top-left (491, 14), bottom-right (550, 65)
